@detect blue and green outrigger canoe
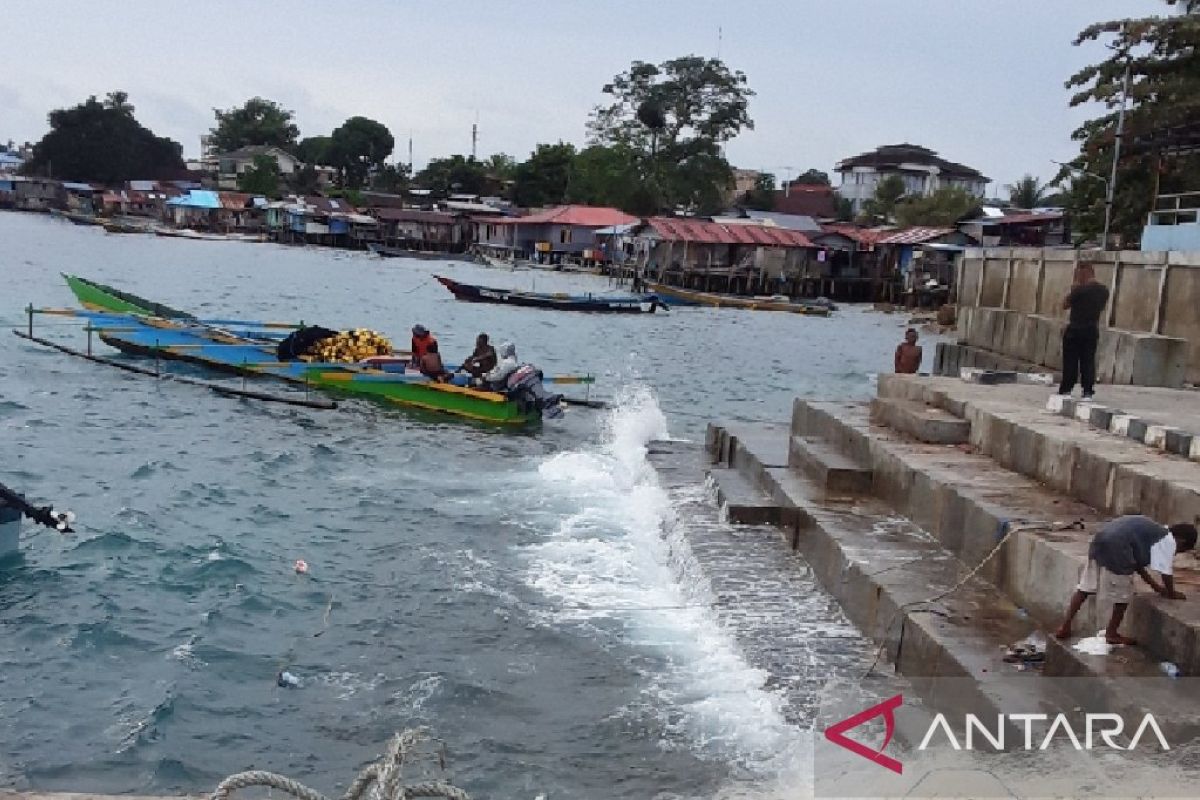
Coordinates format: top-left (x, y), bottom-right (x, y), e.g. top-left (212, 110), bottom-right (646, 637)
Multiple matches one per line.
top-left (58, 275), bottom-right (571, 425)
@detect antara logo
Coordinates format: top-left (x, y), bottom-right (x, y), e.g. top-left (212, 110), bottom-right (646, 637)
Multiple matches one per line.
top-left (824, 694), bottom-right (904, 774)
top-left (825, 695), bottom-right (1171, 774)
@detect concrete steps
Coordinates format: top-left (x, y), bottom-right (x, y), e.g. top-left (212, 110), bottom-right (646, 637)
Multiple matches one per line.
top-left (788, 435), bottom-right (873, 495)
top-left (705, 416), bottom-right (1200, 741)
top-left (870, 397), bottom-right (970, 444)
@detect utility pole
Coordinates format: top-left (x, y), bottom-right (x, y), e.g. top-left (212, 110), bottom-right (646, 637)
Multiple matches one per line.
top-left (471, 112), bottom-right (479, 160)
top-left (1104, 27), bottom-right (1132, 250)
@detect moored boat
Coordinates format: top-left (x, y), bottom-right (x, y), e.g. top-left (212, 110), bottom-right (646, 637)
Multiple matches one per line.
top-left (645, 283), bottom-right (833, 315)
top-left (57, 276), bottom-right (569, 425)
top-left (435, 275), bottom-right (666, 314)
top-left (367, 242), bottom-right (463, 261)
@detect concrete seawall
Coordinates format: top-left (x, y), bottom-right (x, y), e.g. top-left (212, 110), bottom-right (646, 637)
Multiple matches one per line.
top-left (699, 373), bottom-right (1200, 742)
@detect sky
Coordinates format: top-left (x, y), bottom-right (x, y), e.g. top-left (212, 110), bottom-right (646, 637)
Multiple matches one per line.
top-left (0, 0), bottom-right (1163, 194)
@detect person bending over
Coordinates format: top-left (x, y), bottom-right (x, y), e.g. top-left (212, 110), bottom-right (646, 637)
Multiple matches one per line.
top-left (1055, 515), bottom-right (1196, 645)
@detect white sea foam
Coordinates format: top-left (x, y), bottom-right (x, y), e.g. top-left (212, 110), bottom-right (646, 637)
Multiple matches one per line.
top-left (523, 384), bottom-right (807, 788)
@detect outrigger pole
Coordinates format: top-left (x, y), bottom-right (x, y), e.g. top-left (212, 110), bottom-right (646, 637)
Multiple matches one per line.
top-left (12, 329), bottom-right (338, 411)
top-left (0, 481), bottom-right (74, 532)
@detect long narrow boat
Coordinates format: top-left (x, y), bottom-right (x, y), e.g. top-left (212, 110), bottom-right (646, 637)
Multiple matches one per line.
top-left (58, 276), bottom-right (564, 425)
top-left (435, 275), bottom-right (665, 314)
top-left (645, 282), bottom-right (833, 315)
top-left (367, 242), bottom-right (464, 261)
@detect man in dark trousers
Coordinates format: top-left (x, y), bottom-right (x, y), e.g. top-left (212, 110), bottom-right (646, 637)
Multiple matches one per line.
top-left (1057, 262), bottom-right (1110, 400)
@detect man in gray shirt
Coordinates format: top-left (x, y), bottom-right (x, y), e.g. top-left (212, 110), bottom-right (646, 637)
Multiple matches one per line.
top-left (1057, 263), bottom-right (1110, 400)
top-left (1055, 515), bottom-right (1196, 645)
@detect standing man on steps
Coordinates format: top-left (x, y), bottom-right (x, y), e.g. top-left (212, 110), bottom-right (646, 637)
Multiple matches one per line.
top-left (1056, 262), bottom-right (1109, 400)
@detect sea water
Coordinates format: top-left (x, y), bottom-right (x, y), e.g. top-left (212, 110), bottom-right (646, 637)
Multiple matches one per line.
top-left (0, 212), bottom-right (924, 798)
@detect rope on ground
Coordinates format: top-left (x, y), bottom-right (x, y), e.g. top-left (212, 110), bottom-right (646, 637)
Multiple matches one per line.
top-left (859, 518), bottom-right (1084, 680)
top-left (210, 730), bottom-right (470, 800)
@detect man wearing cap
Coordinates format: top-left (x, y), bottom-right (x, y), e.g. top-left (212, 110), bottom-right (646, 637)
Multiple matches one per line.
top-left (410, 324), bottom-right (437, 367)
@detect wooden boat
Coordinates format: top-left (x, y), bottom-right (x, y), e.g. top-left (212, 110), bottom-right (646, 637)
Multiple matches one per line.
top-left (367, 242), bottom-right (464, 261)
top-left (50, 209), bottom-right (103, 226)
top-left (58, 276), bottom-right (567, 425)
top-left (645, 283), bottom-right (833, 315)
top-left (435, 275), bottom-right (666, 314)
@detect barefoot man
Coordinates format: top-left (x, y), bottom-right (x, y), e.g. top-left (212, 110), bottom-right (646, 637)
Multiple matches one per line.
top-left (1056, 516), bottom-right (1196, 645)
top-left (894, 328), bottom-right (923, 374)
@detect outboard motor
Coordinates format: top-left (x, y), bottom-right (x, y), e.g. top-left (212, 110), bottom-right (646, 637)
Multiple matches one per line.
top-left (505, 364), bottom-right (564, 419)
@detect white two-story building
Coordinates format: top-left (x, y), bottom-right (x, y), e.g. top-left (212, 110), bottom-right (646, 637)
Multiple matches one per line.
top-left (835, 143), bottom-right (989, 213)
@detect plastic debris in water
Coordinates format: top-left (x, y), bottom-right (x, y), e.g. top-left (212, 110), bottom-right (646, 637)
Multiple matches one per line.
top-left (277, 670), bottom-right (301, 688)
top-left (1161, 662), bottom-right (1180, 678)
top-left (294, 559), bottom-right (309, 574)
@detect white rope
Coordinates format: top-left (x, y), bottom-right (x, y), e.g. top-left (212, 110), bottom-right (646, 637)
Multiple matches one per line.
top-left (210, 730), bottom-right (469, 800)
top-left (860, 519), bottom-right (1082, 679)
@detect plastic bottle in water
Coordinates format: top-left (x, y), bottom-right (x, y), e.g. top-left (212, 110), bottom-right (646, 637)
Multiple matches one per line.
top-left (1160, 662), bottom-right (1180, 678)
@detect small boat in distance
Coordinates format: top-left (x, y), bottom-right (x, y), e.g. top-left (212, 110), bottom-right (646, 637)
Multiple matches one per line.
top-left (645, 283), bottom-right (833, 315)
top-left (367, 242), bottom-right (464, 261)
top-left (435, 275), bottom-right (667, 314)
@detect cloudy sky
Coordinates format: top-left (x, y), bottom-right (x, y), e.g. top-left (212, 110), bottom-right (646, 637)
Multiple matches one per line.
top-left (0, 0), bottom-right (1159, 192)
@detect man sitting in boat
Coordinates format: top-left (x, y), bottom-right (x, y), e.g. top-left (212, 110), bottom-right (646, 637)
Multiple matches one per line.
top-left (418, 341), bottom-right (451, 382)
top-left (461, 333), bottom-right (497, 381)
top-left (410, 324), bottom-right (437, 366)
top-left (482, 342), bottom-right (519, 390)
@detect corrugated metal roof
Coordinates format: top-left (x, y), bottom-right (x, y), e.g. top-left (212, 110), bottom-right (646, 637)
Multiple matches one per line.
top-left (374, 208), bottom-right (457, 224)
top-left (968, 212), bottom-right (1064, 226)
top-left (166, 190), bottom-right (221, 209)
top-left (645, 217), bottom-right (814, 247)
top-left (61, 181), bottom-right (97, 192)
top-left (817, 223), bottom-right (885, 245)
top-left (218, 191), bottom-right (256, 210)
top-left (497, 205), bottom-right (639, 227)
top-left (876, 226), bottom-right (955, 245)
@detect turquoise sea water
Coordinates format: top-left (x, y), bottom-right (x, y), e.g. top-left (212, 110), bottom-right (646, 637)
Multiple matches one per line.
top-left (0, 212), bottom-right (924, 798)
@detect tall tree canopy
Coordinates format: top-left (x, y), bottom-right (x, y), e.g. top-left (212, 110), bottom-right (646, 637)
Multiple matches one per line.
top-left (24, 92), bottom-right (183, 182)
top-left (484, 153), bottom-right (518, 182)
top-left (564, 145), bottom-right (649, 213)
top-left (413, 155), bottom-right (489, 197)
top-left (792, 168), bottom-right (831, 186)
top-left (588, 55), bottom-right (754, 213)
top-left (210, 97), bottom-right (300, 153)
top-left (237, 154), bottom-right (281, 197)
top-left (894, 187), bottom-right (979, 227)
top-left (329, 116), bottom-right (394, 188)
top-left (738, 172), bottom-right (777, 211)
top-left (1058, 0), bottom-right (1200, 243)
top-left (858, 175), bottom-right (908, 224)
top-left (512, 143), bottom-right (576, 207)
top-left (295, 135), bottom-right (333, 166)
top-left (1007, 174), bottom-right (1049, 209)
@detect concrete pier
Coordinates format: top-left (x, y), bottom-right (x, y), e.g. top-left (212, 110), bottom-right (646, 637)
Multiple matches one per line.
top-left (699, 373), bottom-right (1200, 742)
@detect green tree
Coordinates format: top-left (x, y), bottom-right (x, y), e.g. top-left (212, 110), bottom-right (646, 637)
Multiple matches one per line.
top-left (484, 153), bottom-right (518, 182)
top-left (329, 116), bottom-right (394, 189)
top-left (370, 162), bottom-right (411, 193)
top-left (792, 168), bottom-right (830, 186)
top-left (210, 97), bottom-right (300, 153)
top-left (834, 193), bottom-right (855, 222)
top-left (291, 165), bottom-right (321, 195)
top-left (296, 135), bottom-right (332, 165)
top-left (1058, 0), bottom-right (1200, 243)
top-left (1007, 174), bottom-right (1048, 209)
top-left (588, 55), bottom-right (753, 212)
top-left (564, 144), bottom-right (643, 210)
top-left (894, 186), bottom-right (979, 227)
top-left (24, 92), bottom-right (184, 182)
top-left (512, 142), bottom-right (577, 207)
top-left (858, 175), bottom-right (908, 224)
top-left (739, 172), bottom-right (776, 210)
top-left (414, 155), bottom-right (488, 197)
top-left (237, 153), bottom-right (281, 197)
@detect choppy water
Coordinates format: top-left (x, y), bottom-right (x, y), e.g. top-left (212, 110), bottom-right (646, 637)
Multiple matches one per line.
top-left (1, 212), bottom-right (925, 798)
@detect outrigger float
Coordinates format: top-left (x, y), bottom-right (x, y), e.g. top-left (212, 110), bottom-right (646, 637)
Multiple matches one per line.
top-left (15, 276), bottom-right (595, 426)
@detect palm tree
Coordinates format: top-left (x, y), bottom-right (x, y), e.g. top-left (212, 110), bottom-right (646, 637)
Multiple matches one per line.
top-left (1007, 174), bottom-right (1047, 209)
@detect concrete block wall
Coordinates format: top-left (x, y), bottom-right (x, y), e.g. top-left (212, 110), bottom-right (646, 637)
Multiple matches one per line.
top-left (956, 248), bottom-right (1196, 387)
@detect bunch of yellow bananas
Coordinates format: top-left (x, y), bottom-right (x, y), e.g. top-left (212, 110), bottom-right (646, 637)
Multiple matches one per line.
top-left (306, 329), bottom-right (394, 363)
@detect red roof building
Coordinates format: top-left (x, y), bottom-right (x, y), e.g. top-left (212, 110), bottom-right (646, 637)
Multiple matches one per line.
top-left (478, 205), bottom-right (639, 259)
top-left (645, 217), bottom-right (814, 248)
top-left (773, 183), bottom-right (837, 218)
